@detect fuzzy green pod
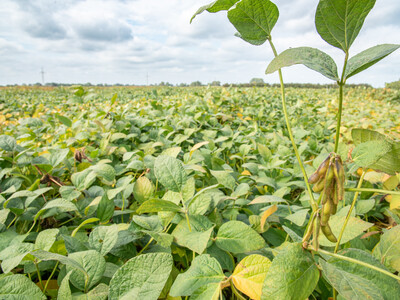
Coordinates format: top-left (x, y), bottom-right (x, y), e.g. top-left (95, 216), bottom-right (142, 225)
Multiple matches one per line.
top-left (321, 223), bottom-right (337, 243)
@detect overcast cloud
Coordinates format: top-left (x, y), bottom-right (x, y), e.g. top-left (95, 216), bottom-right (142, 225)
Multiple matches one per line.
top-left (0, 0), bottom-right (399, 86)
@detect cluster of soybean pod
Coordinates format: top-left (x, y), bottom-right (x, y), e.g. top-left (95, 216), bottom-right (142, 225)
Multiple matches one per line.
top-left (303, 153), bottom-right (345, 248)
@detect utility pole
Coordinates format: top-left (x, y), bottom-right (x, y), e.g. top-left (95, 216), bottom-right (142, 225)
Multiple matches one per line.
top-left (40, 68), bottom-right (45, 85)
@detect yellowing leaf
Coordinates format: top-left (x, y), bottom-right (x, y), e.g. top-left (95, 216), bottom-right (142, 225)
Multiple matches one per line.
top-left (383, 175), bottom-right (399, 190)
top-left (190, 141), bottom-right (209, 157)
top-left (38, 150), bottom-right (49, 156)
top-left (231, 254), bottom-right (271, 300)
top-left (260, 205), bottom-right (277, 230)
top-left (241, 170), bottom-right (251, 176)
top-left (387, 195), bottom-right (400, 210)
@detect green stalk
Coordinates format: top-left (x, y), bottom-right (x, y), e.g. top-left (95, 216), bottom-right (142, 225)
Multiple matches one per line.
top-left (311, 247), bottom-right (400, 282)
top-left (268, 38), bottom-right (317, 211)
top-left (35, 262), bottom-right (44, 290)
top-left (138, 237), bottom-right (154, 255)
top-left (6, 214), bottom-right (17, 229)
top-left (43, 261), bottom-right (59, 294)
top-left (185, 212), bottom-right (192, 232)
top-left (334, 53), bottom-right (349, 153)
top-left (345, 187), bottom-right (400, 196)
top-left (231, 283), bottom-right (246, 300)
top-left (334, 171), bottom-right (366, 253)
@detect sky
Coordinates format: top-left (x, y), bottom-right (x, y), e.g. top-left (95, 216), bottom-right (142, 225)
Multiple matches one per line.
top-left (0, 0), bottom-right (399, 87)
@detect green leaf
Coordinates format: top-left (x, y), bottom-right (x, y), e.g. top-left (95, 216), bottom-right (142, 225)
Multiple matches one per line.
top-left (133, 176), bottom-right (154, 203)
top-left (319, 215), bottom-right (373, 247)
top-left (356, 199), bottom-right (375, 215)
top-left (315, 0), bottom-right (376, 52)
top-left (56, 114), bottom-right (72, 127)
top-left (373, 225), bottom-right (400, 273)
top-left (352, 128), bottom-right (400, 174)
top-left (144, 231), bottom-right (173, 248)
top-left (170, 254), bottom-right (225, 297)
top-left (154, 155), bottom-right (187, 192)
top-left (0, 274), bottom-right (46, 299)
top-left (35, 199), bottom-right (78, 220)
top-left (215, 220), bottom-right (266, 253)
top-left (97, 194), bottom-right (115, 223)
top-left (210, 170), bottom-right (236, 190)
top-left (0, 135), bottom-right (17, 152)
top-left (92, 163), bottom-right (115, 183)
top-left (66, 250), bottom-right (106, 291)
top-left (266, 47), bottom-right (339, 81)
top-left (137, 199), bottom-right (183, 214)
top-left (58, 271), bottom-right (73, 300)
top-left (190, 283), bottom-right (220, 300)
top-left (285, 209), bottom-right (309, 227)
top-left (35, 228), bottom-right (59, 251)
top-left (85, 283), bottom-right (109, 300)
top-left (320, 260), bottom-right (383, 300)
top-left (49, 148), bottom-right (70, 168)
top-left (30, 250), bottom-right (87, 275)
top-left (188, 191), bottom-right (215, 215)
top-left (0, 243), bottom-right (34, 273)
top-left (172, 215), bottom-right (215, 254)
top-left (88, 224), bottom-right (118, 256)
top-left (232, 183), bottom-right (250, 198)
top-left (327, 248), bottom-right (400, 300)
top-left (227, 0), bottom-right (279, 45)
top-left (131, 215), bottom-right (163, 232)
top-left (59, 186), bottom-right (82, 201)
top-left (345, 44), bottom-right (400, 79)
top-left (71, 169), bottom-right (97, 191)
top-left (261, 243), bottom-right (319, 300)
top-left (232, 254), bottom-right (271, 300)
top-left (352, 140), bottom-right (392, 168)
top-left (109, 253), bottom-right (173, 300)
top-left (190, 0), bottom-right (240, 23)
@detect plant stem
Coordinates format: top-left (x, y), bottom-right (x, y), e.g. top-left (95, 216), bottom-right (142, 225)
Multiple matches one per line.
top-left (268, 38), bottom-right (317, 212)
top-left (231, 283), bottom-right (246, 300)
top-left (138, 237), bottom-right (154, 255)
top-left (185, 212), bottom-right (192, 232)
top-left (35, 262), bottom-right (44, 290)
top-left (43, 261), bottom-right (59, 294)
top-left (311, 247), bottom-right (400, 282)
top-left (334, 171), bottom-right (366, 253)
top-left (6, 214), bottom-right (17, 229)
top-left (334, 83), bottom-right (344, 153)
top-left (334, 53), bottom-right (349, 153)
top-left (345, 187), bottom-right (400, 196)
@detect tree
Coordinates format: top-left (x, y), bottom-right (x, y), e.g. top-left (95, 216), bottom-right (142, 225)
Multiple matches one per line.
top-left (250, 78), bottom-right (265, 86)
top-left (190, 81), bottom-right (202, 86)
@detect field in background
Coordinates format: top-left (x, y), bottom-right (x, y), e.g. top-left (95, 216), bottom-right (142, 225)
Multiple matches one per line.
top-left (0, 85), bottom-right (399, 299)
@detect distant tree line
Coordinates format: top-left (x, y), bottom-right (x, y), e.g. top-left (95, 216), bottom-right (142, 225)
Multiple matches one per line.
top-left (385, 79), bottom-right (400, 90)
top-left (2, 79), bottom-right (373, 89)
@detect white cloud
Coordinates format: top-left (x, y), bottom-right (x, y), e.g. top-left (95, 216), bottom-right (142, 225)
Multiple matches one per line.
top-left (0, 0), bottom-right (398, 86)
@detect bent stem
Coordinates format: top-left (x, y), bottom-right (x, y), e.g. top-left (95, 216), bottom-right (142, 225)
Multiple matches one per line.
top-left (268, 38), bottom-right (317, 212)
top-left (334, 171), bottom-right (366, 253)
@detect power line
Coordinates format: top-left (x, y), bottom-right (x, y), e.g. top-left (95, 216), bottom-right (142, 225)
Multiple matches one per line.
top-left (40, 68), bottom-right (45, 85)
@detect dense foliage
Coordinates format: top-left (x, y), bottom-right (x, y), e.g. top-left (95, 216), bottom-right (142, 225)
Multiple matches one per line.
top-left (0, 85), bottom-right (400, 299)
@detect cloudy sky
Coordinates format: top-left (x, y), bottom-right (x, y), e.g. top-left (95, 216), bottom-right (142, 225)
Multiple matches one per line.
top-left (0, 0), bottom-right (399, 86)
